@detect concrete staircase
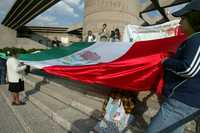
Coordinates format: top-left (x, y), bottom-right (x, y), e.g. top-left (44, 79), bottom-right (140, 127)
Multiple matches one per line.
top-left (1, 70), bottom-right (198, 133)
top-left (0, 92), bottom-right (26, 133)
top-left (0, 85), bottom-right (67, 133)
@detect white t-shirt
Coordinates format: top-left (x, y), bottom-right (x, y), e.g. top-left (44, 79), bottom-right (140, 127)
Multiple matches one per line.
top-left (6, 57), bottom-right (26, 82)
top-left (87, 35), bottom-right (96, 42)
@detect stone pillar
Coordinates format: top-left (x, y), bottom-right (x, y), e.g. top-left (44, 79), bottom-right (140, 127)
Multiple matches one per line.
top-left (83, 0), bottom-right (141, 39)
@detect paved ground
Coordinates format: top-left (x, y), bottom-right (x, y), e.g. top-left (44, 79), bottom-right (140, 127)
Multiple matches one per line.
top-left (0, 86), bottom-right (26, 133)
top-left (0, 85), bottom-right (68, 133)
top-left (0, 72), bottom-right (198, 133)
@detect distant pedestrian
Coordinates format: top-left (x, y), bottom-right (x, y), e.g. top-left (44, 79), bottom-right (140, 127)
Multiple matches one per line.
top-left (109, 30), bottom-right (115, 42)
top-left (6, 50), bottom-right (26, 105)
top-left (114, 28), bottom-right (121, 42)
top-left (85, 30), bottom-right (96, 42)
top-left (0, 57), bottom-right (6, 84)
top-left (99, 24), bottom-right (109, 41)
top-left (52, 37), bottom-right (61, 47)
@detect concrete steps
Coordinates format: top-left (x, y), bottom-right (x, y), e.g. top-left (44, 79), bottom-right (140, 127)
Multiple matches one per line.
top-left (10, 70), bottom-right (197, 133)
top-left (25, 82), bottom-right (98, 132)
top-left (0, 91), bottom-right (26, 133)
top-left (30, 70), bottom-right (110, 99)
top-left (23, 73), bottom-right (146, 132)
top-left (1, 85), bottom-right (67, 133)
top-left (24, 74), bottom-right (104, 120)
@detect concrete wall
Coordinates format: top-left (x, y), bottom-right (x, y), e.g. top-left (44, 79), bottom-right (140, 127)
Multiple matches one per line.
top-left (0, 25), bottom-right (17, 48)
top-left (16, 38), bottom-right (47, 49)
top-left (28, 32), bottom-right (81, 47)
top-left (0, 25), bottom-right (47, 50)
top-left (36, 32), bottom-right (81, 43)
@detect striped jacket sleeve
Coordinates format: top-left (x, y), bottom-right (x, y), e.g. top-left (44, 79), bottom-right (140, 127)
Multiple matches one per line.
top-left (163, 36), bottom-right (200, 78)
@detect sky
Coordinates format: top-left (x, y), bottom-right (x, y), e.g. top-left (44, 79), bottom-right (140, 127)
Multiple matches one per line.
top-left (0, 0), bottom-right (84, 27)
top-left (0, 0), bottom-right (16, 24)
top-left (0, 0), bottom-right (187, 27)
top-left (27, 0), bottom-right (84, 27)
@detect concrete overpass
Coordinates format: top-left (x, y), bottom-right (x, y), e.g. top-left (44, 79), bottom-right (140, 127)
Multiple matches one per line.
top-left (1, 0), bottom-right (61, 30)
top-left (1, 0), bottom-right (190, 30)
top-left (140, 0), bottom-right (190, 25)
top-left (0, 0), bottom-right (190, 49)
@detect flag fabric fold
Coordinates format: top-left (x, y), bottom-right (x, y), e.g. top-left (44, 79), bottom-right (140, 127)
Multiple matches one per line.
top-left (43, 35), bottom-right (185, 95)
top-left (19, 20), bottom-right (186, 95)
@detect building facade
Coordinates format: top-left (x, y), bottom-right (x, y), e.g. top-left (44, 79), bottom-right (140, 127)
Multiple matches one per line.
top-left (83, 0), bottom-right (142, 39)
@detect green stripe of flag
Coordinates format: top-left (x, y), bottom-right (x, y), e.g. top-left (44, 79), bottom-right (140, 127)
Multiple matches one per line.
top-left (0, 52), bottom-right (7, 60)
top-left (19, 42), bottom-right (94, 61)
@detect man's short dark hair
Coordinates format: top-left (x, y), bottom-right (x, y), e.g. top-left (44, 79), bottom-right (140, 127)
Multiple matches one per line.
top-left (10, 50), bottom-right (18, 57)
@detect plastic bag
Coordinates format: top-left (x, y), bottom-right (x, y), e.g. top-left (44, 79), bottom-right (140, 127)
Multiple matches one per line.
top-left (94, 97), bottom-right (135, 133)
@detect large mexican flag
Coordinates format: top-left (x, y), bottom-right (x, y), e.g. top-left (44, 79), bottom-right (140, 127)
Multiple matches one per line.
top-left (19, 20), bottom-right (186, 94)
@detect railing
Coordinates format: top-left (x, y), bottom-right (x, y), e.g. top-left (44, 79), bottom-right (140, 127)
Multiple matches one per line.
top-left (159, 110), bottom-right (200, 133)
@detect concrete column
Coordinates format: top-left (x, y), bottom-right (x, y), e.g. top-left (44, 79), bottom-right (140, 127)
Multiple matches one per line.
top-left (0, 25), bottom-right (17, 48)
top-left (83, 0), bottom-right (141, 38)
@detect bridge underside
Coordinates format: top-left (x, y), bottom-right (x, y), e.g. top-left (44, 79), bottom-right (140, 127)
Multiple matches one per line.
top-left (1, 0), bottom-right (190, 30)
top-left (140, 0), bottom-right (190, 25)
top-left (1, 0), bottom-right (61, 30)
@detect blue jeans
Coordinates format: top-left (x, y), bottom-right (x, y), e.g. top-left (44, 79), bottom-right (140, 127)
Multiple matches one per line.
top-left (147, 98), bottom-right (199, 133)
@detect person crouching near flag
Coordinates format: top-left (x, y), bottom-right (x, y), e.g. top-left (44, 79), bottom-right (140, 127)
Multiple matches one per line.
top-left (6, 50), bottom-right (26, 105)
top-left (147, 0), bottom-right (200, 132)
